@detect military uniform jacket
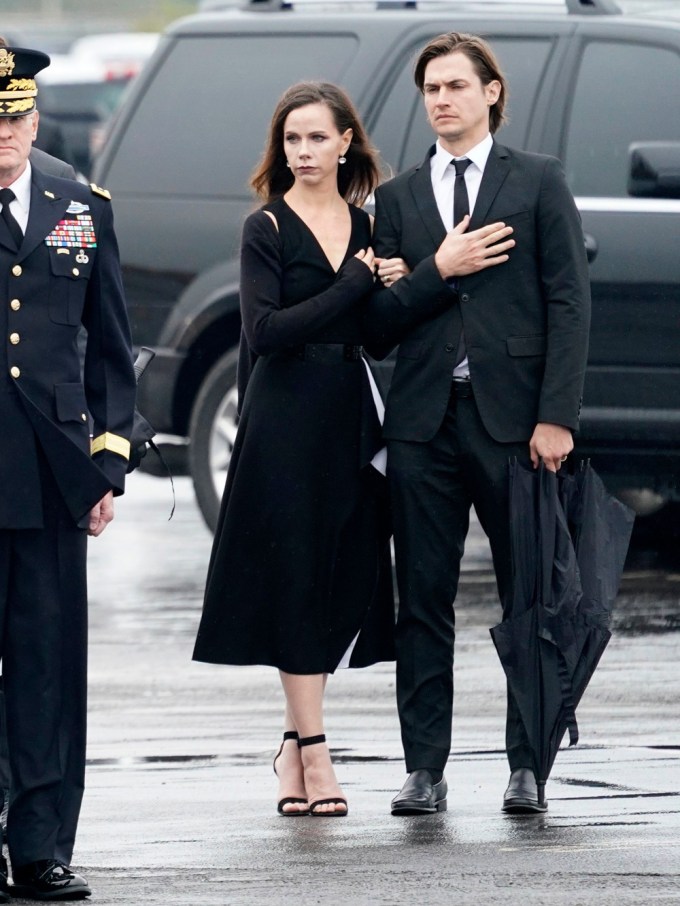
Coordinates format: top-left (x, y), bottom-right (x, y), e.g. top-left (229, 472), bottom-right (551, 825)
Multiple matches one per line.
top-left (0, 165), bottom-right (136, 528)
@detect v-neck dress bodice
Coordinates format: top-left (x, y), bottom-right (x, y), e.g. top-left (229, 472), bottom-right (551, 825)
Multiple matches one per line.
top-left (193, 198), bottom-right (395, 674)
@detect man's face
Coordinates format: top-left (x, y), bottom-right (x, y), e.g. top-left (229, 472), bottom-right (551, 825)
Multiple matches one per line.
top-left (422, 51), bottom-right (499, 153)
top-left (0, 111), bottom-right (38, 185)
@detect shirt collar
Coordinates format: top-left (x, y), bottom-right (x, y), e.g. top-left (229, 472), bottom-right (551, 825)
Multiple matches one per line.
top-left (431, 133), bottom-right (494, 181)
top-left (7, 161), bottom-right (32, 216)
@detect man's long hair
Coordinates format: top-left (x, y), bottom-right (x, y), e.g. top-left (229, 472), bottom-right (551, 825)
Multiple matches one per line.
top-left (414, 32), bottom-right (508, 134)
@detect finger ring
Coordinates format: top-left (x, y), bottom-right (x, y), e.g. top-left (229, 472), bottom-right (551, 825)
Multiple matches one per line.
top-left (560, 455), bottom-right (568, 462)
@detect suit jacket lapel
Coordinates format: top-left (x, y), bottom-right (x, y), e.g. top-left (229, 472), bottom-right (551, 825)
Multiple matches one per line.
top-left (469, 141), bottom-right (511, 230)
top-left (409, 146), bottom-right (448, 249)
top-left (19, 169), bottom-right (70, 263)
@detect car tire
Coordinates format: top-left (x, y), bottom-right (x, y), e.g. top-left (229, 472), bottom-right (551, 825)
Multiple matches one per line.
top-left (189, 348), bottom-right (240, 532)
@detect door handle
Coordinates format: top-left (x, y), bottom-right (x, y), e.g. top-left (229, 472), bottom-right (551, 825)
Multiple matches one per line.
top-left (583, 232), bottom-right (598, 263)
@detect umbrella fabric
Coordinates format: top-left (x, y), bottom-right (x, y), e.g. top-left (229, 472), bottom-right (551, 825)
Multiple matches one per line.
top-left (490, 460), bottom-right (635, 805)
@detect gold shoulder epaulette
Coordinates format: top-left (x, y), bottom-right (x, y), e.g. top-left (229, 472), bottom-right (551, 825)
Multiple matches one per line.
top-left (90, 183), bottom-right (112, 200)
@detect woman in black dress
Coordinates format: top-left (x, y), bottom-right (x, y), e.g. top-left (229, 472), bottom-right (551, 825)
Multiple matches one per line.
top-left (193, 83), bottom-right (398, 816)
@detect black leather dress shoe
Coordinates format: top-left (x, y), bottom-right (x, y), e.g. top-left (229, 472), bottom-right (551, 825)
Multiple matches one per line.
top-left (502, 768), bottom-right (548, 814)
top-left (10, 860), bottom-right (91, 900)
top-left (391, 769), bottom-right (448, 815)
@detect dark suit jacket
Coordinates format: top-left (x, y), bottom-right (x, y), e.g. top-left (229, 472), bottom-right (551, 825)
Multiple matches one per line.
top-left (0, 164), bottom-right (136, 527)
top-left (30, 146), bottom-right (77, 180)
top-left (368, 142), bottom-right (591, 445)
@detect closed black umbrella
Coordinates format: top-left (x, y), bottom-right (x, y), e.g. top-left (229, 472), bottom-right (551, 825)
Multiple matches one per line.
top-left (490, 460), bottom-right (635, 807)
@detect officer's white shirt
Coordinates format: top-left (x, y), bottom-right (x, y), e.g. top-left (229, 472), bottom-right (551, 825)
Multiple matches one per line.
top-left (430, 133), bottom-right (493, 380)
top-left (2, 160), bottom-right (32, 234)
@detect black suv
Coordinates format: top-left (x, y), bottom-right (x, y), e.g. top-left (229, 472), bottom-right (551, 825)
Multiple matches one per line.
top-left (92, 0), bottom-right (680, 531)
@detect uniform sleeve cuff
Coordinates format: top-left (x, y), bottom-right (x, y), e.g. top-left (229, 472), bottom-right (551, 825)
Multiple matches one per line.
top-left (91, 432), bottom-right (131, 460)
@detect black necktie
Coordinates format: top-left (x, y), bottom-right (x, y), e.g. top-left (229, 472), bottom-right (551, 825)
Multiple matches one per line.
top-left (453, 158), bottom-right (471, 226)
top-left (452, 158), bottom-right (471, 368)
top-left (0, 188), bottom-right (23, 249)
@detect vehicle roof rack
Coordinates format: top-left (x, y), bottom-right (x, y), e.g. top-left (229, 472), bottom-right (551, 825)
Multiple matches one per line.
top-left (565, 0), bottom-right (621, 13)
top-left (204, 0), bottom-right (623, 12)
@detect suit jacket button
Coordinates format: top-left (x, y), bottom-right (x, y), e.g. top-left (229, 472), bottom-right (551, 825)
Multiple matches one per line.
top-left (461, 293), bottom-right (470, 303)
top-left (12, 265), bottom-right (22, 277)
top-left (9, 333), bottom-right (20, 345)
top-left (10, 366), bottom-right (20, 378)
top-left (445, 343), bottom-right (454, 353)
top-left (10, 299), bottom-right (20, 311)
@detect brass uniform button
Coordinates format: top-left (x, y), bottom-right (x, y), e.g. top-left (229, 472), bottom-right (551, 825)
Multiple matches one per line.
top-left (72, 268), bottom-right (80, 277)
top-left (12, 265), bottom-right (22, 277)
top-left (81, 413), bottom-right (87, 422)
top-left (9, 333), bottom-right (20, 345)
top-left (10, 366), bottom-right (20, 378)
top-left (10, 299), bottom-right (20, 311)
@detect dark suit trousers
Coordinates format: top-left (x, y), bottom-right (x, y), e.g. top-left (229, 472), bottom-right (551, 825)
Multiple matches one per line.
top-left (388, 382), bottom-right (534, 773)
top-left (0, 459), bottom-right (87, 868)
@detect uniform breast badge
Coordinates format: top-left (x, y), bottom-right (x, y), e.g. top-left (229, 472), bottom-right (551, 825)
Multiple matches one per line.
top-left (45, 213), bottom-right (97, 249)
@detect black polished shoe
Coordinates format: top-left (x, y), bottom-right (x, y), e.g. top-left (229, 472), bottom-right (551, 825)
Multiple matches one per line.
top-left (0, 854), bottom-right (9, 903)
top-left (10, 860), bottom-right (91, 900)
top-left (391, 769), bottom-right (448, 815)
top-left (502, 768), bottom-right (548, 814)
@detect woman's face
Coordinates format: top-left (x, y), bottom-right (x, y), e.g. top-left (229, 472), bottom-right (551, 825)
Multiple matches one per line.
top-left (282, 102), bottom-right (352, 188)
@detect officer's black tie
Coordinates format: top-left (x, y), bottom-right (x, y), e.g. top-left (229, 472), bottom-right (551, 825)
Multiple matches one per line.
top-left (452, 158), bottom-right (471, 368)
top-left (0, 188), bottom-right (24, 249)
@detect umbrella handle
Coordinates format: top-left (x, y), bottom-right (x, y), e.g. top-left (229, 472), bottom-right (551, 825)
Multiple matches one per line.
top-left (133, 346), bottom-right (156, 383)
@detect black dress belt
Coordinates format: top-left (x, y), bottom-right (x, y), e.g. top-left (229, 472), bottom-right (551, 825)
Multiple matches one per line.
top-left (452, 378), bottom-right (474, 399)
top-left (293, 343), bottom-right (363, 363)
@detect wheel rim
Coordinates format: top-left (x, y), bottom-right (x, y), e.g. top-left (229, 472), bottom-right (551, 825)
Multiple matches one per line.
top-left (208, 383), bottom-right (239, 499)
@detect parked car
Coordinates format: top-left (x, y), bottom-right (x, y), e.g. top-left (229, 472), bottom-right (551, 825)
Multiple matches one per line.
top-left (92, 0), bottom-right (680, 532)
top-left (69, 32), bottom-right (159, 80)
top-left (38, 56), bottom-right (131, 177)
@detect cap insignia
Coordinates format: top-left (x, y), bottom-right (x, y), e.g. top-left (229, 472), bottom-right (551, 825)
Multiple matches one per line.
top-left (0, 50), bottom-right (15, 78)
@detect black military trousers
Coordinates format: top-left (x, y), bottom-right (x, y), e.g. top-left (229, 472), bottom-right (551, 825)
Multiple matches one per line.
top-left (0, 460), bottom-right (88, 869)
top-left (387, 382), bottom-right (534, 774)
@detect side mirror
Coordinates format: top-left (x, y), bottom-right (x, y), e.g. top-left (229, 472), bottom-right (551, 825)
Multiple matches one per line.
top-left (628, 141), bottom-right (680, 199)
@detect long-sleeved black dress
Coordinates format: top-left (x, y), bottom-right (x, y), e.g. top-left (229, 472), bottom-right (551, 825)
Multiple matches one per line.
top-left (193, 198), bottom-right (395, 674)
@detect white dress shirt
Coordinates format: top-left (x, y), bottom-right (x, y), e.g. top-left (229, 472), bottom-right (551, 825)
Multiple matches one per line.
top-left (430, 134), bottom-right (493, 379)
top-left (1, 161), bottom-right (32, 234)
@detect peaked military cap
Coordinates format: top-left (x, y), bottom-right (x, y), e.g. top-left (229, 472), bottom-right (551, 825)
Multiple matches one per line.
top-left (0, 45), bottom-right (50, 117)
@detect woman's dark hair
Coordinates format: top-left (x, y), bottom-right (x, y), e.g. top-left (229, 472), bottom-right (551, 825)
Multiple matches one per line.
top-left (413, 32), bottom-right (508, 134)
top-left (251, 81), bottom-right (380, 205)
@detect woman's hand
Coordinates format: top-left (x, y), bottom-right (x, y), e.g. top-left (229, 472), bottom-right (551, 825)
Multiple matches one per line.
top-left (355, 247), bottom-right (376, 273)
top-left (376, 256), bottom-right (410, 287)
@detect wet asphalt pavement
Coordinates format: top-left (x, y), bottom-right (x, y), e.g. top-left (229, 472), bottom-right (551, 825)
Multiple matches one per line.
top-left (19, 473), bottom-right (678, 905)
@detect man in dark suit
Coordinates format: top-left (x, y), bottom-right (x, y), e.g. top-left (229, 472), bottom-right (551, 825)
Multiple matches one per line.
top-left (368, 32), bottom-right (591, 817)
top-left (0, 45), bottom-right (136, 900)
top-left (30, 146), bottom-right (76, 180)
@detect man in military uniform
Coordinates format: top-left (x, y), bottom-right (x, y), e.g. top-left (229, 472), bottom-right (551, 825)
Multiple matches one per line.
top-left (0, 45), bottom-right (136, 900)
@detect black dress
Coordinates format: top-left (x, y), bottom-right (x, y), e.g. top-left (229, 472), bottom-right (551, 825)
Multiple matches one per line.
top-left (193, 198), bottom-right (395, 674)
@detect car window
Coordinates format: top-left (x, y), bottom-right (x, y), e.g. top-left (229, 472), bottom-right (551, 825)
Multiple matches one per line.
top-left (38, 79), bottom-right (130, 119)
top-left (564, 40), bottom-right (680, 197)
top-left (107, 35), bottom-right (359, 197)
top-left (370, 37), bottom-right (554, 173)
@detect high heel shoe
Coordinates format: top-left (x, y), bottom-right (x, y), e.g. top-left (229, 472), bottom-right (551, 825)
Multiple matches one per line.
top-left (298, 734), bottom-right (348, 817)
top-left (274, 730), bottom-right (309, 816)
